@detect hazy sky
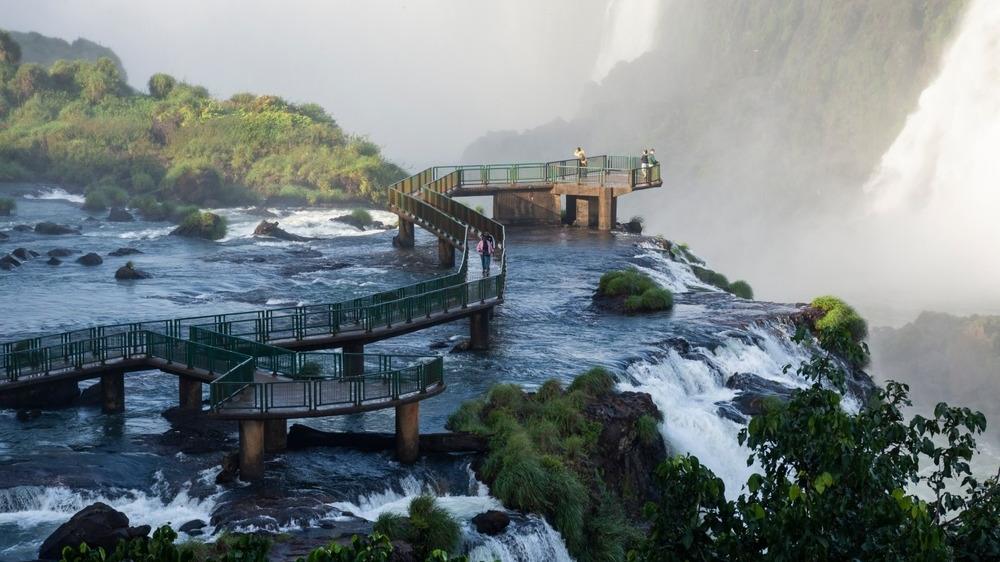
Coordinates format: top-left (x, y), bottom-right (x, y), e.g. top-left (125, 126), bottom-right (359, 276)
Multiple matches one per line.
top-left (1, 0), bottom-right (611, 169)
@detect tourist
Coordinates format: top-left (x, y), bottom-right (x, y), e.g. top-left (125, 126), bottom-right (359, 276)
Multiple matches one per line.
top-left (640, 149), bottom-right (650, 182)
top-left (574, 146), bottom-right (587, 181)
top-left (477, 232), bottom-right (495, 275)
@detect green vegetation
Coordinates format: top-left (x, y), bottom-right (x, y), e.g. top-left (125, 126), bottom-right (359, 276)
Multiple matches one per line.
top-left (373, 495), bottom-right (461, 559)
top-left (628, 335), bottom-right (1000, 561)
top-left (635, 414), bottom-right (659, 447)
top-left (597, 268), bottom-right (673, 313)
top-left (0, 32), bottom-right (405, 210)
top-left (59, 526), bottom-right (472, 562)
top-left (447, 368), bottom-right (639, 561)
top-left (172, 211), bottom-right (227, 241)
top-left (349, 208), bottom-right (373, 226)
top-left (692, 265), bottom-right (754, 300)
top-left (808, 295), bottom-right (869, 366)
top-left (0, 196), bottom-right (14, 215)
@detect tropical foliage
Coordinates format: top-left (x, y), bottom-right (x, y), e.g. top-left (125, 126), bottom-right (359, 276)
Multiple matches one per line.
top-left (0, 31), bottom-right (405, 210)
top-left (598, 268), bottom-right (673, 312)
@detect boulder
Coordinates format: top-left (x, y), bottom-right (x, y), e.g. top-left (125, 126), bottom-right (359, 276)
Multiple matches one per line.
top-left (0, 255), bottom-right (21, 270)
top-left (76, 382), bottom-right (104, 407)
top-left (179, 519), bottom-right (207, 535)
top-left (0, 231), bottom-right (7, 240)
top-left (170, 212), bottom-right (226, 240)
top-left (216, 451), bottom-right (240, 484)
top-left (725, 372), bottom-right (795, 416)
top-left (12, 247), bottom-right (32, 260)
top-left (471, 510), bottom-right (510, 536)
top-left (47, 248), bottom-right (77, 257)
top-left (0, 379), bottom-right (80, 409)
top-left (84, 216), bottom-right (101, 223)
top-left (38, 502), bottom-right (150, 561)
top-left (35, 222), bottom-right (81, 235)
top-left (115, 265), bottom-right (151, 280)
top-left (46, 257), bottom-right (61, 266)
top-left (12, 224), bottom-right (33, 232)
top-left (389, 540), bottom-right (417, 562)
top-left (331, 214), bottom-right (371, 230)
top-left (16, 409), bottom-right (42, 422)
top-left (108, 247), bottom-right (142, 257)
top-left (246, 207), bottom-right (279, 218)
top-left (106, 207), bottom-right (134, 222)
top-left (76, 253), bottom-right (103, 266)
top-left (252, 220), bottom-right (312, 242)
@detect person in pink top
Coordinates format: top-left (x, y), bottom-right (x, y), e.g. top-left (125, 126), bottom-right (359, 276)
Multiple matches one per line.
top-left (476, 232), bottom-right (495, 276)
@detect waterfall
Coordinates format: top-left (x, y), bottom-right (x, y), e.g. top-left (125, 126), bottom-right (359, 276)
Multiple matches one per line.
top-left (859, 0), bottom-right (1000, 303)
top-left (591, 0), bottom-right (661, 82)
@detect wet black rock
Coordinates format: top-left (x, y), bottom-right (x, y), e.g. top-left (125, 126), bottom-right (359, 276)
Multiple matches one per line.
top-left (279, 259), bottom-right (350, 277)
top-left (12, 247), bottom-right (34, 260)
top-left (179, 519), bottom-right (207, 535)
top-left (724, 372), bottom-right (795, 416)
top-left (38, 502), bottom-right (150, 560)
top-left (216, 451), bottom-right (240, 484)
top-left (16, 409), bottom-right (42, 422)
top-left (0, 379), bottom-right (80, 409)
top-left (0, 232), bottom-right (7, 240)
top-left (35, 222), bottom-right (81, 235)
top-left (159, 407), bottom-right (237, 455)
top-left (12, 224), bottom-right (33, 232)
top-left (76, 382), bottom-right (104, 407)
top-left (0, 255), bottom-right (21, 270)
top-left (429, 340), bottom-right (450, 350)
top-left (108, 247), bottom-right (142, 257)
top-left (107, 207), bottom-right (134, 222)
top-left (390, 540), bottom-right (416, 562)
top-left (76, 252), bottom-right (103, 266)
top-left (252, 220), bottom-right (313, 242)
top-left (115, 265), bottom-right (151, 280)
top-left (247, 207), bottom-right (279, 218)
top-left (84, 216), bottom-right (101, 223)
top-left (472, 510), bottom-right (510, 535)
top-left (46, 257), bottom-right (61, 266)
top-left (47, 248), bottom-right (77, 257)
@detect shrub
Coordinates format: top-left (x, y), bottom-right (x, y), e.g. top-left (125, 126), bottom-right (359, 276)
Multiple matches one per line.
top-left (173, 211), bottom-right (227, 240)
top-left (372, 496), bottom-right (460, 560)
top-left (148, 73), bottom-right (176, 99)
top-left (638, 287), bottom-right (673, 311)
top-left (163, 162), bottom-right (223, 204)
top-left (349, 208), bottom-right (373, 225)
top-left (811, 295), bottom-right (867, 342)
top-left (83, 182), bottom-right (128, 211)
top-left (598, 268), bottom-right (673, 313)
top-left (691, 265), bottom-right (730, 290)
top-left (0, 197), bottom-right (14, 215)
top-left (567, 367), bottom-right (615, 397)
top-left (728, 280), bottom-right (754, 299)
top-left (636, 414), bottom-right (659, 446)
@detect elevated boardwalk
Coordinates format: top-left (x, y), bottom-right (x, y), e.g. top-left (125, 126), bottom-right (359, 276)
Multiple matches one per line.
top-left (0, 155), bottom-right (659, 478)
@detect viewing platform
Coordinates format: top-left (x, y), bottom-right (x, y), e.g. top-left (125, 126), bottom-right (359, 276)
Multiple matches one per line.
top-left (0, 154), bottom-right (659, 479)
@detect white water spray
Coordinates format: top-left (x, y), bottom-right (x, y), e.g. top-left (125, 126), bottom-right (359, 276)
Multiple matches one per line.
top-left (591, 0), bottom-right (661, 82)
top-left (857, 0), bottom-right (1000, 309)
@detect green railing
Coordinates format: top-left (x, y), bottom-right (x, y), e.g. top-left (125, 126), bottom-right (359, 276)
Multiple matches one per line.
top-left (2, 155), bottom-right (657, 403)
top-left (209, 352), bottom-right (443, 413)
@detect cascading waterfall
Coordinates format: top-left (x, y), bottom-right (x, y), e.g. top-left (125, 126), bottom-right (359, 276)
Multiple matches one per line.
top-left (858, 0), bottom-right (1000, 305)
top-left (591, 0), bottom-right (661, 82)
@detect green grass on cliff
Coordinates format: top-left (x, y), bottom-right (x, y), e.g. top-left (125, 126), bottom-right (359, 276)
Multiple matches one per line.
top-left (373, 495), bottom-right (461, 559)
top-left (447, 368), bottom-right (638, 562)
top-left (0, 30), bottom-right (405, 211)
top-left (598, 268), bottom-right (673, 313)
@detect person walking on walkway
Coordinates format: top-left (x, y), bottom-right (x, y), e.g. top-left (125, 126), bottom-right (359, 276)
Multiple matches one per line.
top-left (477, 232), bottom-right (495, 276)
top-left (640, 149), bottom-right (650, 183)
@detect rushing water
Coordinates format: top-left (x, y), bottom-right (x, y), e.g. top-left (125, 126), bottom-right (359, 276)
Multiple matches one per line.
top-left (1, 183), bottom-right (869, 560)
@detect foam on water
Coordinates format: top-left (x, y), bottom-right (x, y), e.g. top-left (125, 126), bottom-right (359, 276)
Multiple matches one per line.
top-left (216, 207), bottom-right (397, 242)
top-left (22, 188), bottom-right (85, 205)
top-left (0, 469), bottom-right (222, 553)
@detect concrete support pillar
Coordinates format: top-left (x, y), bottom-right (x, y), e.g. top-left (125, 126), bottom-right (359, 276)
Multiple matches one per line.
top-left (264, 419), bottom-right (287, 453)
top-left (393, 218), bottom-right (415, 248)
top-left (101, 372), bottom-right (124, 413)
top-left (564, 196), bottom-right (576, 224)
top-left (437, 238), bottom-right (455, 269)
top-left (469, 309), bottom-right (490, 350)
top-left (598, 188), bottom-right (616, 231)
top-left (493, 191), bottom-right (561, 226)
top-left (239, 419), bottom-right (265, 480)
top-left (343, 342), bottom-right (364, 377)
top-left (178, 377), bottom-right (202, 411)
top-left (395, 402), bottom-right (420, 464)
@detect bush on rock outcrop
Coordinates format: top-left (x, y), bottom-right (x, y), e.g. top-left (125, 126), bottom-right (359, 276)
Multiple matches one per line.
top-left (170, 211), bottom-right (226, 240)
top-left (595, 267), bottom-right (673, 313)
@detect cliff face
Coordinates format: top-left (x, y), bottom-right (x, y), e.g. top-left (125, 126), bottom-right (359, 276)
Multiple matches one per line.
top-left (871, 312), bottom-right (1000, 447)
top-left (6, 30), bottom-right (127, 80)
top-left (463, 0), bottom-right (968, 255)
